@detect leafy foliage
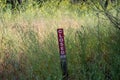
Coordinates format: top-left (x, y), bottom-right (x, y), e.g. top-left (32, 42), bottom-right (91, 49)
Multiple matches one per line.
top-left (0, 0), bottom-right (120, 80)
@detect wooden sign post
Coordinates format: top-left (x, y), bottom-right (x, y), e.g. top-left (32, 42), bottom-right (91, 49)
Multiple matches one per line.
top-left (57, 28), bottom-right (68, 80)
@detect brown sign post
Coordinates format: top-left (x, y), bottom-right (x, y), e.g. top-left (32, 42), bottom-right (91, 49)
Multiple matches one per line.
top-left (57, 28), bottom-right (68, 80)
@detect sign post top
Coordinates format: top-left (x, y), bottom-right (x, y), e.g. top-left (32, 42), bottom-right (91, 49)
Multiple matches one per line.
top-left (57, 28), bottom-right (66, 56)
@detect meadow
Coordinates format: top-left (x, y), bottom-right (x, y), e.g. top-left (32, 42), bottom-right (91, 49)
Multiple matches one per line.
top-left (0, 1), bottom-right (120, 80)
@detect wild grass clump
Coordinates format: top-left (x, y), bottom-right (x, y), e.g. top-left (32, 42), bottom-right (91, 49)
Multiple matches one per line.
top-left (0, 1), bottom-right (120, 80)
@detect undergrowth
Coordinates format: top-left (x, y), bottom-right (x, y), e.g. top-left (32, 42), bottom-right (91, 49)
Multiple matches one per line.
top-left (0, 1), bottom-right (120, 80)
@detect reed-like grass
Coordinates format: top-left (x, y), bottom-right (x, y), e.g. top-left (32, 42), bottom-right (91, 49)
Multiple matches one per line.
top-left (0, 1), bottom-right (120, 80)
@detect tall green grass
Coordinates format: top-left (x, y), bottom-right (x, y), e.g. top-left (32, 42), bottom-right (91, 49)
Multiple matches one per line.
top-left (0, 1), bottom-right (120, 80)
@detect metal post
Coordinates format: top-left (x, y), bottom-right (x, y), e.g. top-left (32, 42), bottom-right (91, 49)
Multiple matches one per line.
top-left (57, 28), bottom-right (68, 80)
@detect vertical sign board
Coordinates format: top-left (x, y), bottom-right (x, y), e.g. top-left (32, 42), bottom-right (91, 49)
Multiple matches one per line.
top-left (57, 28), bottom-right (68, 80)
